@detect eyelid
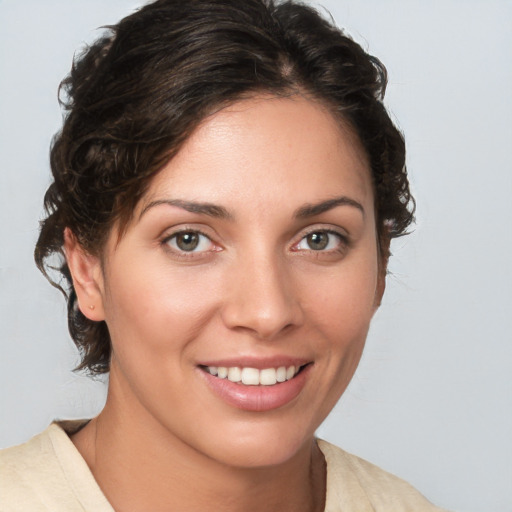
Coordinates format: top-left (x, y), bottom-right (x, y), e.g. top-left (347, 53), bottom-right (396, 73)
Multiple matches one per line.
top-left (296, 225), bottom-right (349, 242)
top-left (160, 226), bottom-right (222, 256)
top-left (160, 223), bottom-right (218, 242)
top-left (291, 226), bottom-right (350, 253)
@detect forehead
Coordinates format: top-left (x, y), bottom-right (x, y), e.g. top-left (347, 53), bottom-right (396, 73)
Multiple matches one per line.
top-left (140, 95), bottom-right (373, 216)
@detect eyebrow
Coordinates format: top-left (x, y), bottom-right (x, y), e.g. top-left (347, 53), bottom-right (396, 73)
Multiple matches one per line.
top-left (139, 195), bottom-right (364, 221)
top-left (294, 196), bottom-right (365, 218)
top-left (139, 199), bottom-right (233, 220)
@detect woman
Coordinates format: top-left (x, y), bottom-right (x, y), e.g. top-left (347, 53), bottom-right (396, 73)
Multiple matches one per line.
top-left (1, 0), bottom-right (447, 510)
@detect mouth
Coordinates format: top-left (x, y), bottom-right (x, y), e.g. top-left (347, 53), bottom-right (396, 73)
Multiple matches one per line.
top-left (199, 364), bottom-right (308, 386)
top-left (197, 358), bottom-right (313, 411)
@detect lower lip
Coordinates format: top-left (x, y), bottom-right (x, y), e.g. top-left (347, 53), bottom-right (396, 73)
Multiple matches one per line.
top-left (198, 365), bottom-right (312, 412)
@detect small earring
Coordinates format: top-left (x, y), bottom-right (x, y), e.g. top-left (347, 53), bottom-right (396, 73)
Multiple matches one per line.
top-left (89, 305), bottom-right (95, 310)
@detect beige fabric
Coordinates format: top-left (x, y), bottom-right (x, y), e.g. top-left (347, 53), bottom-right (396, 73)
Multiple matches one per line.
top-left (1, 423), bottom-right (447, 511)
top-left (0, 422), bottom-right (113, 512)
top-left (318, 440), bottom-right (447, 511)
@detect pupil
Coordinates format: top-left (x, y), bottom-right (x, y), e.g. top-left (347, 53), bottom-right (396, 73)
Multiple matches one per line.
top-left (307, 232), bottom-right (328, 250)
top-left (177, 232), bottom-right (199, 251)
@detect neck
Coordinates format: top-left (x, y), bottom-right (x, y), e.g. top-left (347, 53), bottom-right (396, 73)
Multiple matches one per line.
top-left (71, 370), bottom-right (326, 512)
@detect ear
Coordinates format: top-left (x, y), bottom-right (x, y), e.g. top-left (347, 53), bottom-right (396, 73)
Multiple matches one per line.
top-left (64, 228), bottom-right (106, 321)
top-left (373, 230), bottom-right (390, 309)
top-left (374, 267), bottom-right (386, 309)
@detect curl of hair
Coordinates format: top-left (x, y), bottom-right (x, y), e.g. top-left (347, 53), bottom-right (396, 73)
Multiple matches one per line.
top-left (35, 0), bottom-right (414, 374)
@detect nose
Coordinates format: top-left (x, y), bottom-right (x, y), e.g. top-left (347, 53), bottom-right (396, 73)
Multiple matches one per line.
top-left (220, 251), bottom-right (304, 340)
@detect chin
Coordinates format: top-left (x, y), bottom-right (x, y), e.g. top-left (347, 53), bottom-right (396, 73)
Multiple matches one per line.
top-left (191, 416), bottom-right (318, 470)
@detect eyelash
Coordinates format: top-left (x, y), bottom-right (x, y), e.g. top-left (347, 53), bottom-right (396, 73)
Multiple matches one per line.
top-left (160, 227), bottom-right (350, 259)
top-left (161, 229), bottom-right (219, 259)
top-left (292, 228), bottom-right (349, 254)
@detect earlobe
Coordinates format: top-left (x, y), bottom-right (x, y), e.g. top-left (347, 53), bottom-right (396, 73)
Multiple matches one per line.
top-left (63, 228), bottom-right (106, 321)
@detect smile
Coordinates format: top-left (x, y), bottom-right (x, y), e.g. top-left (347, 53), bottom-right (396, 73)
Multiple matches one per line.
top-left (203, 365), bottom-right (303, 386)
top-left (199, 362), bottom-right (312, 411)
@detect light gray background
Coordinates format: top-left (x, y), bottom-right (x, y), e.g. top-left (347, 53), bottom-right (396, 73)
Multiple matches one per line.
top-left (1, 1), bottom-right (511, 511)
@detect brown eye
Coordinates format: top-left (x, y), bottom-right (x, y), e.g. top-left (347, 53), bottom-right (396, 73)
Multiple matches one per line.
top-left (166, 231), bottom-right (214, 253)
top-left (176, 232), bottom-right (199, 251)
top-left (306, 232), bottom-right (329, 250)
top-left (294, 230), bottom-right (345, 252)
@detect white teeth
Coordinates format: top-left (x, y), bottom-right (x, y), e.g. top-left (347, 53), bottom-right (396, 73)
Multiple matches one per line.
top-left (227, 367), bottom-right (242, 383)
top-left (241, 367), bottom-right (260, 385)
top-left (276, 366), bottom-right (287, 383)
top-left (205, 364), bottom-right (303, 386)
top-left (260, 368), bottom-right (277, 386)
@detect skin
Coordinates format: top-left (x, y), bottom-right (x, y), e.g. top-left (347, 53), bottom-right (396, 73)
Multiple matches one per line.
top-left (66, 95), bottom-right (385, 512)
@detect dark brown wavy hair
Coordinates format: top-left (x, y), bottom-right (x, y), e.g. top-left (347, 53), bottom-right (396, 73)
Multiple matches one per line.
top-left (34, 0), bottom-right (414, 374)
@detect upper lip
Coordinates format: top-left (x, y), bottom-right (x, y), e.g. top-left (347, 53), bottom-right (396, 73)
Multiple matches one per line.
top-left (197, 356), bottom-right (311, 370)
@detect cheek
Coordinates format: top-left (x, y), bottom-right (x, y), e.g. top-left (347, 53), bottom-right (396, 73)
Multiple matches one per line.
top-left (102, 259), bottom-right (224, 359)
top-left (301, 255), bottom-right (379, 342)
top-left (289, 256), bottom-right (379, 427)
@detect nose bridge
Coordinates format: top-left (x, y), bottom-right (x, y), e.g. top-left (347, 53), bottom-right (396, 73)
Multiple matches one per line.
top-left (221, 244), bottom-right (302, 339)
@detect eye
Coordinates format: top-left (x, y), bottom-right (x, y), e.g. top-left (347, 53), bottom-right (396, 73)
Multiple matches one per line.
top-left (165, 231), bottom-right (215, 253)
top-left (294, 230), bottom-right (345, 252)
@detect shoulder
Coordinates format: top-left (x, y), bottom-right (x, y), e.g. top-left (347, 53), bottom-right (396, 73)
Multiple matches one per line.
top-left (1, 424), bottom-right (67, 511)
top-left (318, 439), bottom-right (449, 512)
top-left (0, 421), bottom-right (112, 512)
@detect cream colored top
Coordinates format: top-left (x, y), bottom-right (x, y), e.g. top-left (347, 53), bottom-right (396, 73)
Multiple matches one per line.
top-left (0, 422), bottom-right (447, 511)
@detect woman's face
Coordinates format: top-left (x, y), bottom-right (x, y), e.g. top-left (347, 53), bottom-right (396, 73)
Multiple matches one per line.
top-left (83, 96), bottom-right (383, 468)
